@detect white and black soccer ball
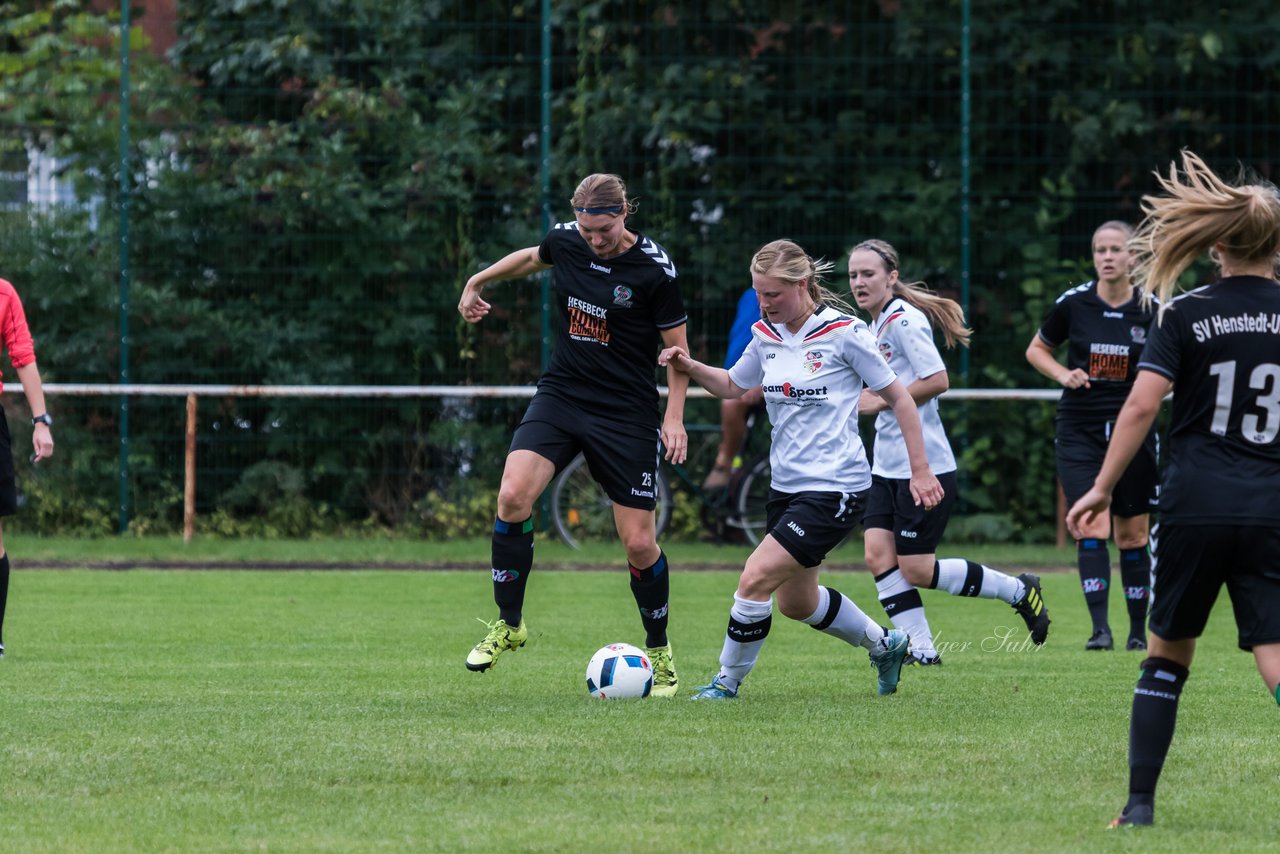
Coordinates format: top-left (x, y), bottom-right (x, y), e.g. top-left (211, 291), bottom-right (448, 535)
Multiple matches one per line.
top-left (585, 643), bottom-right (653, 699)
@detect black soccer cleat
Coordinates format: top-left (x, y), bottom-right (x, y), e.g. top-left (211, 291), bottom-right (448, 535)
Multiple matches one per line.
top-left (1109, 802), bottom-right (1153, 828)
top-left (1086, 628), bottom-right (1114, 651)
top-left (1125, 636), bottom-right (1147, 651)
top-left (1011, 573), bottom-right (1050, 645)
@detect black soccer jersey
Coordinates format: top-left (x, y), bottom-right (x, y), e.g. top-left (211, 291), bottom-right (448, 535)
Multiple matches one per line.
top-left (1138, 276), bottom-right (1280, 525)
top-left (536, 223), bottom-right (687, 423)
top-left (1038, 281), bottom-right (1155, 420)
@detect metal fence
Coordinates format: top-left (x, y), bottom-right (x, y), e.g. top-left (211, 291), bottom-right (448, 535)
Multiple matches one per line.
top-left (0, 2), bottom-right (1271, 535)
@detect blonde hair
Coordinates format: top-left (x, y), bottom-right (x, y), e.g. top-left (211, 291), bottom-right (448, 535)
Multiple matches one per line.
top-left (750, 239), bottom-right (854, 315)
top-left (570, 173), bottom-right (638, 217)
top-left (849, 239), bottom-right (972, 348)
top-left (1131, 150), bottom-right (1280, 315)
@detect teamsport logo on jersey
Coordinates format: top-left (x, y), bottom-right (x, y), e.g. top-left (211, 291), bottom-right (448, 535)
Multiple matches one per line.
top-left (612, 285), bottom-right (634, 307)
top-left (1130, 325), bottom-right (1146, 343)
top-left (802, 350), bottom-right (823, 374)
top-left (492, 569), bottom-right (521, 582)
top-left (762, 381), bottom-right (829, 405)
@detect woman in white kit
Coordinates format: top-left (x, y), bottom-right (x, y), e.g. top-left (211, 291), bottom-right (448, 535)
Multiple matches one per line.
top-left (659, 238), bottom-right (943, 699)
top-left (849, 238), bottom-right (1050, 665)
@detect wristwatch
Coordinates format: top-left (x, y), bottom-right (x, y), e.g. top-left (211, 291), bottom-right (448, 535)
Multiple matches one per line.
top-left (31, 413), bottom-right (52, 427)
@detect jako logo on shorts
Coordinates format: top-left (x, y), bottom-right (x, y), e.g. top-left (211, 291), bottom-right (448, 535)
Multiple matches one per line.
top-left (492, 569), bottom-right (521, 582)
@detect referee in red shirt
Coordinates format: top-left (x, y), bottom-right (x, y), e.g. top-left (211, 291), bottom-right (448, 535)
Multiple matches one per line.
top-left (0, 276), bottom-right (56, 659)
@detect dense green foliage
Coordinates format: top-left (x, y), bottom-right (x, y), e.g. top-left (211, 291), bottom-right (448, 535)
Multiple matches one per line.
top-left (2, 1), bottom-right (1277, 535)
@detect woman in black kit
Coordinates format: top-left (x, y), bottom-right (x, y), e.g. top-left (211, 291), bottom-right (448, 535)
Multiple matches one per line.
top-left (1027, 221), bottom-right (1158, 652)
top-left (1067, 150), bottom-right (1280, 828)
top-left (456, 173), bottom-right (690, 696)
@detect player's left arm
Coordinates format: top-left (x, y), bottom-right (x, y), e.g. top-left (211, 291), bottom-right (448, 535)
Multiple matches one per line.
top-left (858, 317), bottom-right (949, 415)
top-left (15, 360), bottom-right (54, 461)
top-left (1066, 369), bottom-right (1170, 536)
top-left (659, 324), bottom-right (690, 464)
top-left (874, 378), bottom-right (944, 509)
top-left (860, 370), bottom-right (948, 415)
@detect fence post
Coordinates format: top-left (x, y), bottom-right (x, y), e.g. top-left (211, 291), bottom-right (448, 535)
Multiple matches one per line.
top-left (117, 0), bottom-right (132, 534)
top-left (183, 393), bottom-right (197, 543)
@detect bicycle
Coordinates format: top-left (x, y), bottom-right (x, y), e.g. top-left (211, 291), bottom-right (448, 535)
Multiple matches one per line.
top-left (550, 409), bottom-right (771, 549)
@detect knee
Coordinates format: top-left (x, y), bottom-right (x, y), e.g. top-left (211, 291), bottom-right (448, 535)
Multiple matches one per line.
top-left (736, 564), bottom-right (775, 602)
top-left (898, 561), bottom-right (933, 586)
top-left (1113, 528), bottom-right (1149, 551)
top-left (864, 541), bottom-right (896, 574)
top-left (776, 597), bottom-right (809, 621)
top-left (496, 483), bottom-right (535, 520)
top-left (622, 534), bottom-right (658, 568)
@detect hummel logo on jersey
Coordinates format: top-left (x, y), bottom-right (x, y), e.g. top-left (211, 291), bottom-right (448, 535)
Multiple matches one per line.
top-left (1103, 310), bottom-right (1123, 319)
top-left (590, 262), bottom-right (612, 274)
top-left (639, 237), bottom-right (677, 278)
top-left (787, 521), bottom-right (806, 537)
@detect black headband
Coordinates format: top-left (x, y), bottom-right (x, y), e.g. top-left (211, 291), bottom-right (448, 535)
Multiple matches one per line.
top-left (857, 242), bottom-right (898, 272)
top-left (574, 205), bottom-right (624, 214)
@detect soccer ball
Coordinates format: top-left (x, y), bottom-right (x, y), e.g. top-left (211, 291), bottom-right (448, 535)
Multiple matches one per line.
top-left (585, 643), bottom-right (653, 699)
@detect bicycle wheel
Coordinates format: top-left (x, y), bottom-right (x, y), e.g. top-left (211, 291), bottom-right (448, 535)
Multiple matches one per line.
top-left (551, 454), bottom-right (673, 550)
top-left (735, 456), bottom-right (771, 546)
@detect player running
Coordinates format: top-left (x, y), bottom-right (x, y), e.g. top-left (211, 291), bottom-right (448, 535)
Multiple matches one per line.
top-left (660, 238), bottom-right (944, 700)
top-left (1067, 150), bottom-right (1280, 828)
top-left (457, 173), bottom-right (689, 696)
top-left (850, 239), bottom-right (1050, 663)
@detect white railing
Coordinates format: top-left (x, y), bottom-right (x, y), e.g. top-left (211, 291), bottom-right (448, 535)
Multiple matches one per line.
top-left (6, 384), bottom-right (1062, 541)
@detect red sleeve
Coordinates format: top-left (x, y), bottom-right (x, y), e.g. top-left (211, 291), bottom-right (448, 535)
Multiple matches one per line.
top-left (0, 279), bottom-right (36, 369)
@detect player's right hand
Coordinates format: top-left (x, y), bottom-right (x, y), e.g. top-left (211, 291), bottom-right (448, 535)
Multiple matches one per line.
top-left (1060, 368), bottom-right (1091, 389)
top-left (458, 285), bottom-right (491, 323)
top-left (657, 346), bottom-right (691, 372)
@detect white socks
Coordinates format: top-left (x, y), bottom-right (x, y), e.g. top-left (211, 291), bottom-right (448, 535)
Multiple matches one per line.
top-left (801, 586), bottom-right (885, 651)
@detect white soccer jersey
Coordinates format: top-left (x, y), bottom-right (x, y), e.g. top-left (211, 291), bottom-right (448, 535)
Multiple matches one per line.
top-left (728, 305), bottom-right (896, 494)
top-left (868, 298), bottom-right (957, 478)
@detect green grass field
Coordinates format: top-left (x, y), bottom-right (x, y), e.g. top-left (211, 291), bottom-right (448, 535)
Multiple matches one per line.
top-left (1, 539), bottom-right (1276, 852)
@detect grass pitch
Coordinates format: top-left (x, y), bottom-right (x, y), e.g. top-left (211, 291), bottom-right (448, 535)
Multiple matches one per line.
top-left (1, 554), bottom-right (1276, 852)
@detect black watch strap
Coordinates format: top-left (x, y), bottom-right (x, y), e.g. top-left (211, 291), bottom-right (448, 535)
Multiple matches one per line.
top-left (32, 413), bottom-right (52, 427)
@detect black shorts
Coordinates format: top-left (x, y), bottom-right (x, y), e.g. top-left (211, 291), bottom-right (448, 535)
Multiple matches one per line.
top-left (1149, 524), bottom-right (1280, 650)
top-left (1056, 415), bottom-right (1159, 517)
top-left (510, 391), bottom-right (662, 510)
top-left (0, 414), bottom-right (14, 517)
top-left (765, 489), bottom-right (865, 569)
top-left (861, 471), bottom-right (959, 556)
